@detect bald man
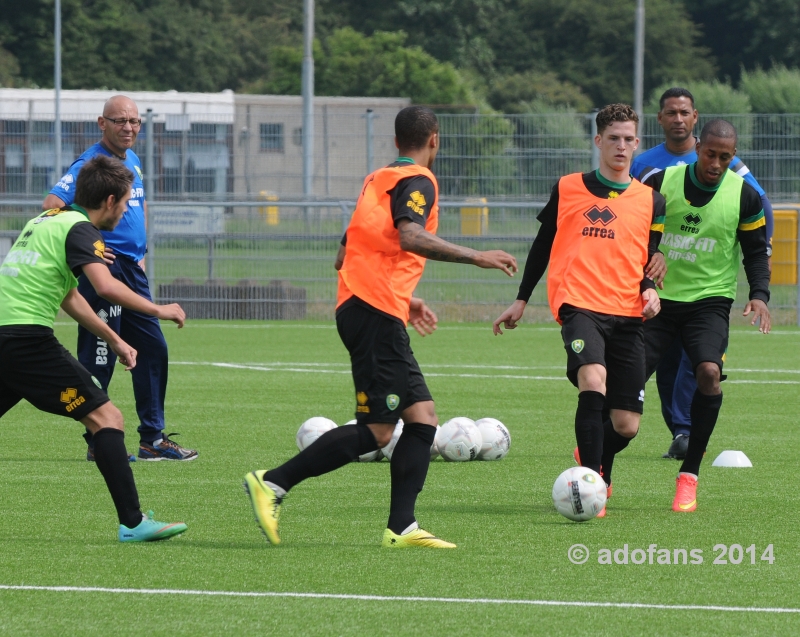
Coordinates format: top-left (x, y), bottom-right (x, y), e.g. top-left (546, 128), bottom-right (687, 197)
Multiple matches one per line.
top-left (44, 95), bottom-right (198, 462)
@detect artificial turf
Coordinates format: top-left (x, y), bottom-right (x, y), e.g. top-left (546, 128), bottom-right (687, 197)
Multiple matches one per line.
top-left (0, 320), bottom-right (798, 636)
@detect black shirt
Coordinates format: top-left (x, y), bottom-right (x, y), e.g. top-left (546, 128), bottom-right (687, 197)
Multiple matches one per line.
top-left (643, 164), bottom-right (770, 303)
top-left (65, 220), bottom-right (106, 277)
top-left (516, 171), bottom-right (666, 302)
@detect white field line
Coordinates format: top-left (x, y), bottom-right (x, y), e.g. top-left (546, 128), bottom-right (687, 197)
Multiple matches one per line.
top-left (50, 322), bottom-right (800, 336)
top-left (0, 585), bottom-right (797, 614)
top-left (171, 361), bottom-right (800, 384)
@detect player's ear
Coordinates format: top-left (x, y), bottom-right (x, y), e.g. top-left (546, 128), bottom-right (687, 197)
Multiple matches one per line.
top-left (105, 194), bottom-right (117, 211)
top-left (394, 136), bottom-right (399, 150)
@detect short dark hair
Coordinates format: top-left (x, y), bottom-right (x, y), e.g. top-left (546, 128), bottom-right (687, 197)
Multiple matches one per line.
top-left (596, 103), bottom-right (639, 135)
top-left (659, 87), bottom-right (695, 110)
top-left (699, 119), bottom-right (737, 145)
top-left (395, 106), bottom-right (439, 152)
top-left (75, 156), bottom-right (133, 210)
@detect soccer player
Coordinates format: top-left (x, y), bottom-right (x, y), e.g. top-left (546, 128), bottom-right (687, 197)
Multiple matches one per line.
top-left (493, 104), bottom-right (665, 517)
top-left (0, 156), bottom-right (187, 541)
top-left (244, 106), bottom-right (518, 548)
top-left (631, 87), bottom-right (775, 460)
top-left (642, 119), bottom-right (770, 512)
top-left (43, 95), bottom-right (197, 462)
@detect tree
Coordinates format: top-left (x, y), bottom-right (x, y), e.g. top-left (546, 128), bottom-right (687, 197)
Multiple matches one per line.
top-left (682, 0), bottom-right (800, 82)
top-left (739, 66), bottom-right (800, 114)
top-left (243, 28), bottom-right (474, 104)
top-left (487, 71), bottom-right (592, 113)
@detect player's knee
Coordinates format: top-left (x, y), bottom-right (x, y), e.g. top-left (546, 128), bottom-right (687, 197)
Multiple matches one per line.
top-left (82, 402), bottom-right (124, 434)
top-left (577, 364), bottom-right (606, 393)
top-left (611, 411), bottom-right (640, 437)
top-left (368, 424), bottom-right (395, 448)
top-left (695, 362), bottom-right (720, 392)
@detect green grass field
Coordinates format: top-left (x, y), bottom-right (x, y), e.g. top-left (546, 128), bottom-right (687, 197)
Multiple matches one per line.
top-left (1, 320), bottom-right (799, 636)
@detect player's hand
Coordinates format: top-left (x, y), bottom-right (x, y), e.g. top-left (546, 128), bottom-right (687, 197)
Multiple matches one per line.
top-left (641, 288), bottom-right (660, 320)
top-left (157, 303), bottom-right (186, 328)
top-left (474, 250), bottom-right (518, 277)
top-left (743, 299), bottom-right (771, 334)
top-left (493, 299), bottom-right (526, 335)
top-left (111, 340), bottom-right (137, 371)
top-left (645, 251), bottom-right (666, 290)
top-left (102, 245), bottom-right (116, 265)
top-left (408, 297), bottom-right (438, 336)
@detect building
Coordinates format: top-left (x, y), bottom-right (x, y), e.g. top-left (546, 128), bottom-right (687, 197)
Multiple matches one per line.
top-left (0, 88), bottom-right (410, 201)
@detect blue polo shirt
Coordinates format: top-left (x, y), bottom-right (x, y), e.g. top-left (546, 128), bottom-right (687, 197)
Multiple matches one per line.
top-left (50, 142), bottom-right (147, 262)
top-left (632, 141), bottom-right (766, 197)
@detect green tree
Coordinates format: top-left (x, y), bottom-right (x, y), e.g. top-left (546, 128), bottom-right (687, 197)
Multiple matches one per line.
top-left (645, 80), bottom-right (751, 114)
top-left (682, 0), bottom-right (800, 82)
top-left (244, 28), bottom-right (473, 104)
top-left (488, 71), bottom-right (592, 113)
top-left (740, 66), bottom-right (800, 114)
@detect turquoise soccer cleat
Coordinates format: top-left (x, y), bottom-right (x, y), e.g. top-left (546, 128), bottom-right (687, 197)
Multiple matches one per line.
top-left (118, 511), bottom-right (187, 542)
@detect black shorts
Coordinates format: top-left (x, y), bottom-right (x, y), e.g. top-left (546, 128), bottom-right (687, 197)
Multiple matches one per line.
top-left (0, 327), bottom-right (109, 421)
top-left (559, 304), bottom-right (646, 414)
top-left (336, 303), bottom-right (432, 425)
top-left (644, 296), bottom-right (732, 380)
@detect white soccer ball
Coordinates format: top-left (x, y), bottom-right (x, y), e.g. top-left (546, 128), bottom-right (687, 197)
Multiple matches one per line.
top-left (295, 417), bottom-right (338, 451)
top-left (475, 418), bottom-right (511, 460)
top-left (435, 417), bottom-right (482, 462)
top-left (552, 467), bottom-right (607, 522)
top-left (381, 419), bottom-right (404, 461)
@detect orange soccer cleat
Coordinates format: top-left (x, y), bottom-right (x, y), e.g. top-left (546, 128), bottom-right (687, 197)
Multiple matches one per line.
top-left (672, 473), bottom-right (698, 512)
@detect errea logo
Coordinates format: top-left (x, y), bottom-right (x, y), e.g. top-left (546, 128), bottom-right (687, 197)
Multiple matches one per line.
top-left (93, 240), bottom-right (105, 258)
top-left (581, 206), bottom-right (617, 239)
top-left (583, 206), bottom-right (617, 226)
top-left (60, 388), bottom-right (86, 413)
top-left (406, 191), bottom-right (427, 215)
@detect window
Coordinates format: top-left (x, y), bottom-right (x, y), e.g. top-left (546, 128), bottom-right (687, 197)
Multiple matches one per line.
top-left (260, 123), bottom-right (284, 152)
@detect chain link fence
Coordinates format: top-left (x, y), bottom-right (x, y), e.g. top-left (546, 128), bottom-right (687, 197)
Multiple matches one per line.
top-left (1, 106), bottom-right (799, 323)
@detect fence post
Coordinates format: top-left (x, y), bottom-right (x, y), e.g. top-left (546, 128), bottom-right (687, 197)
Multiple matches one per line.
top-left (365, 109), bottom-right (375, 174)
top-left (590, 109), bottom-right (599, 170)
top-left (339, 201), bottom-right (350, 236)
top-left (145, 108), bottom-right (156, 298)
top-left (208, 233), bottom-right (215, 282)
top-left (797, 213), bottom-right (800, 327)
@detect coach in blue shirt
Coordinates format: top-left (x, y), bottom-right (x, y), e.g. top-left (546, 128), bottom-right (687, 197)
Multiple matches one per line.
top-left (44, 95), bottom-right (197, 462)
top-left (632, 87), bottom-right (774, 461)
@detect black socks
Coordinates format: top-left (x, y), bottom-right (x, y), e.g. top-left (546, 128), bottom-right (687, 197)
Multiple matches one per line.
top-left (680, 390), bottom-right (723, 477)
top-left (93, 428), bottom-right (142, 529)
top-left (388, 423), bottom-right (436, 535)
top-left (600, 418), bottom-right (636, 486)
top-left (264, 424), bottom-right (379, 492)
top-left (575, 391), bottom-right (605, 474)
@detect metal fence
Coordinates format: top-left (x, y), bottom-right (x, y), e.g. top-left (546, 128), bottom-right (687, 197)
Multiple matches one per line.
top-left (1, 108), bottom-right (799, 323)
top-left (2, 111), bottom-right (800, 202)
top-left (1, 200), bottom-right (798, 325)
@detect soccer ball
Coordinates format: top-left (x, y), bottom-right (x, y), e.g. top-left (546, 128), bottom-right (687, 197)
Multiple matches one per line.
top-left (381, 419), bottom-right (404, 461)
top-left (475, 418), bottom-right (511, 460)
top-left (435, 417), bottom-right (482, 462)
top-left (295, 417), bottom-right (337, 451)
top-left (552, 467), bottom-right (607, 522)
top-left (342, 419), bottom-right (384, 462)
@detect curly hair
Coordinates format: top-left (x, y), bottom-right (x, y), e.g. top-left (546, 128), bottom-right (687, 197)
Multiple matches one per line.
top-left (595, 103), bottom-right (639, 135)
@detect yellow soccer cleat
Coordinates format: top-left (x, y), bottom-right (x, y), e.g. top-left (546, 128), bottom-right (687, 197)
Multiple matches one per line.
top-left (243, 470), bottom-right (282, 544)
top-left (382, 527), bottom-right (456, 549)
top-left (672, 473), bottom-right (698, 512)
